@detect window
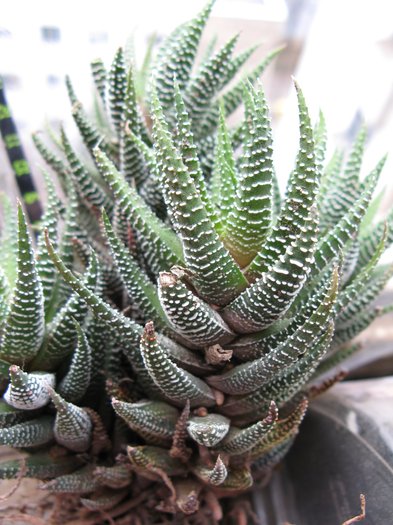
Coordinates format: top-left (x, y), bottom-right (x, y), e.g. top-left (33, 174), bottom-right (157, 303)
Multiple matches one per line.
top-left (89, 31), bottom-right (108, 44)
top-left (41, 26), bottom-right (61, 42)
top-left (46, 74), bottom-right (60, 86)
top-left (2, 74), bottom-right (21, 89)
top-left (0, 28), bottom-right (11, 38)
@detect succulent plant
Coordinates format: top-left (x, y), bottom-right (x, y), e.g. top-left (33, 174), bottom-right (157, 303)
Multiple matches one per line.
top-left (1, 2), bottom-right (393, 523)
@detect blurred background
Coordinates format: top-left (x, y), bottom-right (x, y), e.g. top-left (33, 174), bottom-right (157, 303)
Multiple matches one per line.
top-left (2, 0), bottom-right (393, 212)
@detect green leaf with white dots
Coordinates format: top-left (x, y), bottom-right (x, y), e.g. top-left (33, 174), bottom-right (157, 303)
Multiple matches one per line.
top-left (140, 321), bottom-right (216, 408)
top-left (187, 413), bottom-right (230, 447)
top-left (91, 58), bottom-right (107, 105)
top-left (250, 398), bottom-right (308, 460)
top-left (0, 453), bottom-right (83, 480)
top-left (223, 206), bottom-right (318, 333)
top-left (0, 193), bottom-right (18, 288)
top-left (4, 365), bottom-right (55, 410)
top-left (121, 65), bottom-right (148, 186)
top-left (0, 416), bottom-right (54, 448)
top-left (221, 322), bottom-right (334, 421)
top-left (151, 0), bottom-right (213, 110)
top-left (108, 47), bottom-right (127, 138)
top-left (158, 270), bottom-right (234, 348)
top-left (222, 84), bottom-right (274, 267)
top-left (0, 204), bottom-right (44, 364)
top-left (57, 320), bottom-right (92, 403)
top-left (42, 465), bottom-right (100, 494)
top-left (94, 147), bottom-right (183, 275)
top-left (49, 387), bottom-right (92, 452)
top-left (209, 104), bottom-right (237, 230)
top-left (183, 35), bottom-right (238, 129)
top-left (216, 401), bottom-right (277, 455)
top-left (102, 210), bottom-right (166, 328)
top-left (151, 91), bottom-right (248, 305)
top-left (209, 268), bottom-right (338, 395)
top-left (112, 398), bottom-right (178, 446)
top-left (311, 156), bottom-right (385, 275)
top-left (247, 82), bottom-right (319, 279)
top-left (319, 126), bottom-right (366, 231)
top-left (61, 128), bottom-right (112, 212)
top-left (35, 172), bottom-right (62, 315)
top-left (31, 255), bottom-right (97, 371)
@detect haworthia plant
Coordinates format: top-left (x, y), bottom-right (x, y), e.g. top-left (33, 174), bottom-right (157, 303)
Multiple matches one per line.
top-left (0, 2), bottom-right (392, 524)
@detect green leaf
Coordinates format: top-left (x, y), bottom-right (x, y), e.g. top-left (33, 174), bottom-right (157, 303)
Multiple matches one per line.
top-left (319, 127), bottom-right (366, 231)
top-left (183, 35), bottom-right (238, 127)
top-left (173, 83), bottom-right (218, 225)
top-left (102, 210), bottom-right (167, 327)
top-left (250, 398), bottom-right (308, 460)
top-left (140, 322), bottom-right (216, 408)
top-left (222, 46), bottom-right (284, 117)
top-left (0, 266), bottom-right (10, 329)
top-left (0, 204), bottom-right (45, 364)
top-left (335, 228), bottom-right (387, 320)
top-left (222, 84), bottom-right (274, 266)
top-left (312, 156), bottom-right (385, 275)
top-left (0, 400), bottom-right (29, 428)
top-left (314, 342), bottom-right (361, 377)
top-left (318, 148), bottom-right (344, 204)
top-left (93, 464), bottom-right (132, 489)
top-left (214, 465), bottom-right (253, 492)
top-left (57, 320), bottom-right (92, 403)
top-left (356, 207), bottom-right (393, 273)
top-left (57, 179), bottom-right (86, 280)
top-left (158, 270), bottom-right (234, 348)
top-left (31, 254), bottom-right (97, 371)
top-left (35, 172), bottom-right (62, 315)
top-left (209, 268), bottom-right (338, 395)
top-left (134, 33), bottom-right (157, 100)
top-left (94, 147), bottom-right (183, 274)
top-left (44, 237), bottom-right (163, 398)
top-left (72, 102), bottom-right (115, 158)
top-left (81, 489), bottom-right (128, 511)
top-left (112, 398), bottom-right (178, 446)
top-left (3, 365), bottom-right (55, 410)
top-left (198, 46), bottom-right (284, 138)
top-left (333, 303), bottom-right (385, 347)
top-left (42, 465), bottom-right (100, 494)
top-left (0, 193), bottom-right (18, 287)
top-left (0, 416), bottom-right (54, 447)
top-left (151, 91), bottom-right (248, 305)
top-left (61, 128), bottom-right (112, 211)
top-left (121, 65), bottom-right (148, 186)
top-left (65, 75), bottom-right (78, 105)
top-left (187, 413), bottom-right (230, 447)
top-left (108, 47), bottom-right (127, 138)
top-left (127, 445), bottom-right (187, 477)
top-left (90, 58), bottom-right (107, 105)
top-left (313, 110), bottom-right (327, 174)
top-left (217, 401), bottom-right (277, 455)
top-left (151, 0), bottom-right (213, 109)
top-left (125, 127), bottom-right (165, 218)
top-left (222, 323), bottom-right (334, 420)
top-left (247, 81), bottom-right (320, 279)
top-left (48, 387), bottom-right (92, 452)
top-left (193, 455), bottom-right (228, 487)
top-left (361, 189), bottom-right (386, 233)
top-left (223, 206), bottom-right (319, 333)
top-left (32, 132), bottom-right (69, 191)
top-left (0, 453), bottom-right (83, 480)
top-left (222, 44), bottom-right (259, 87)
top-left (252, 437), bottom-right (295, 475)
top-left (209, 104), bottom-right (238, 229)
